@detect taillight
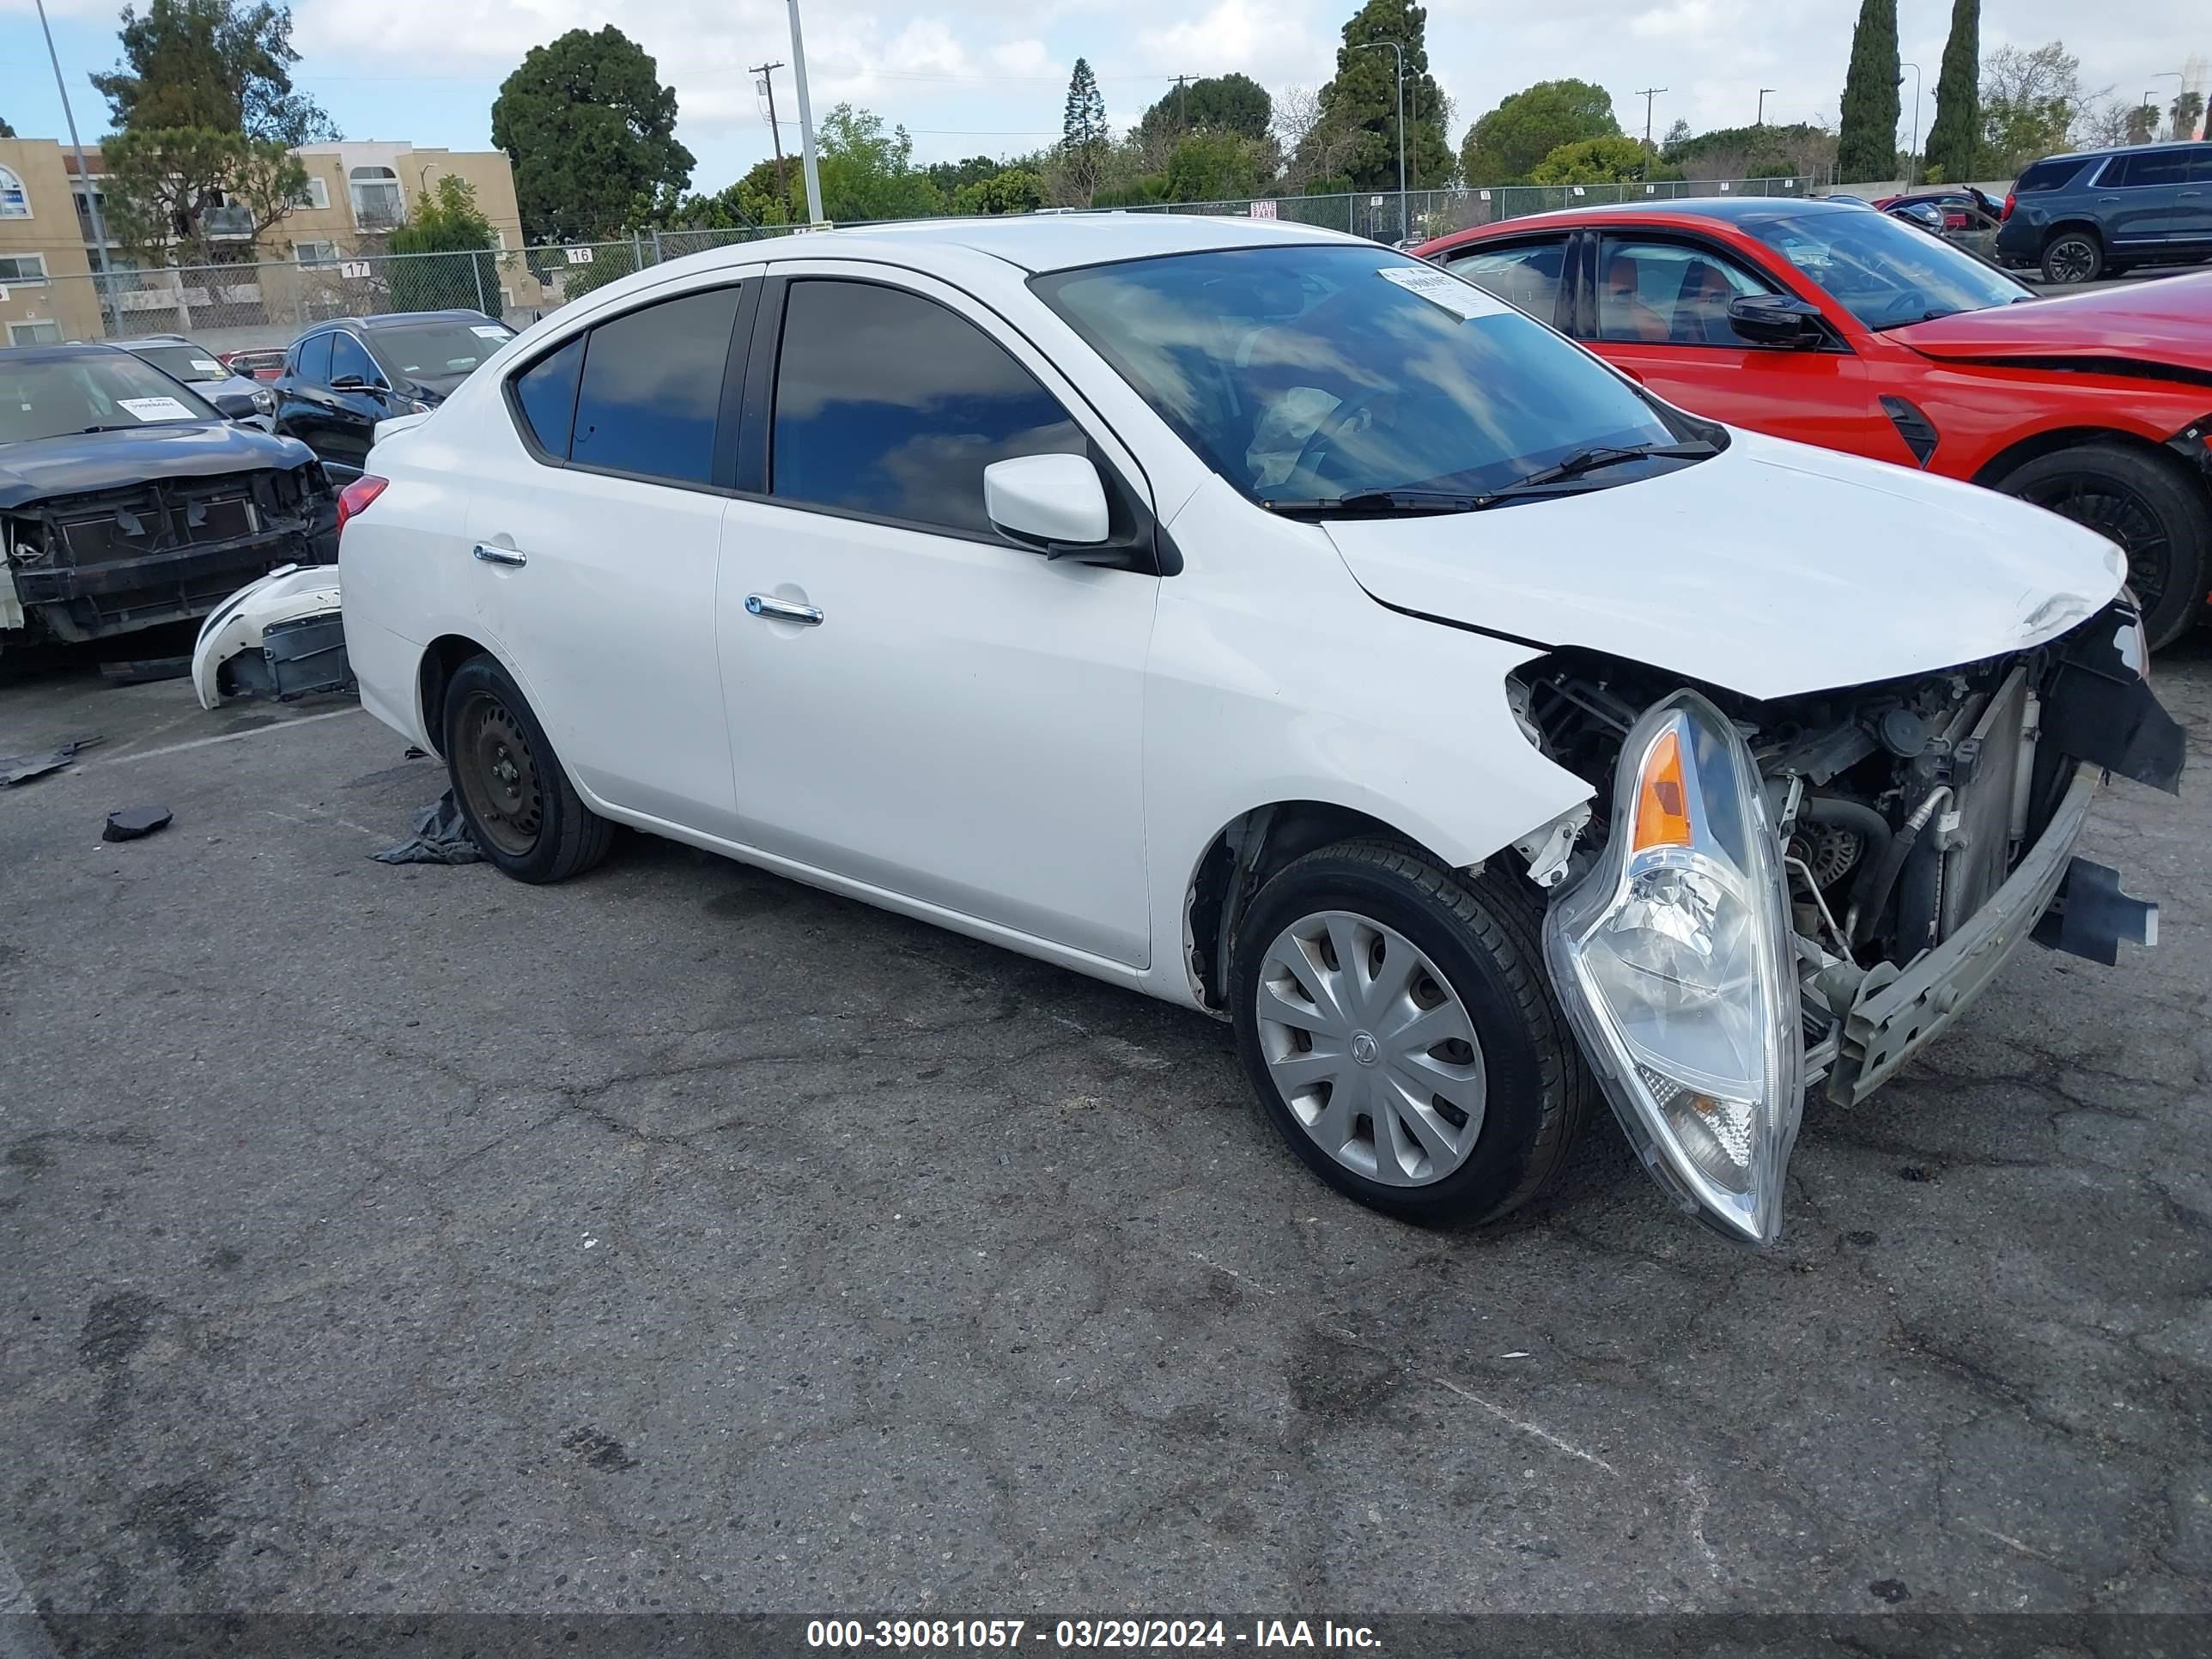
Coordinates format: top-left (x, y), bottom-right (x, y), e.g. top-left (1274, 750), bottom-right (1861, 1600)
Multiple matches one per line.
top-left (336, 474), bottom-right (388, 536)
top-left (2002, 191), bottom-right (2016, 222)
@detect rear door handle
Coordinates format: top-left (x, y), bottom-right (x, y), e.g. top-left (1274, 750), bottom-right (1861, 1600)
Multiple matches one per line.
top-left (472, 543), bottom-right (527, 567)
top-left (745, 593), bottom-right (823, 625)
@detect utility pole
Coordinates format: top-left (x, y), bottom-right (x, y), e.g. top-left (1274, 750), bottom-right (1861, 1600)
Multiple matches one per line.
top-left (1899, 61), bottom-right (1921, 187)
top-left (1352, 41), bottom-right (1406, 240)
top-left (786, 0), bottom-right (824, 225)
top-left (1757, 87), bottom-right (1775, 125)
top-left (35, 0), bottom-right (117, 338)
top-left (750, 60), bottom-right (788, 204)
top-left (1635, 87), bottom-right (1667, 154)
top-left (1172, 73), bottom-right (1193, 131)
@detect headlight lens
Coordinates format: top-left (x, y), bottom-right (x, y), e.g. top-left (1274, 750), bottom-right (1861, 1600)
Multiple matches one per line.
top-left (252, 388), bottom-right (276, 414)
top-left (1543, 691), bottom-right (1803, 1243)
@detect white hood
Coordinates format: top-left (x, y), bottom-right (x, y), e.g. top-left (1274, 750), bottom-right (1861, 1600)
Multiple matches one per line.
top-left (1322, 430), bottom-right (2127, 702)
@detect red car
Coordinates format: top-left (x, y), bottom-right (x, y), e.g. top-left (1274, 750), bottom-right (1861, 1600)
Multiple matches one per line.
top-left (219, 347), bottom-right (287, 383)
top-left (1417, 198), bottom-right (2212, 646)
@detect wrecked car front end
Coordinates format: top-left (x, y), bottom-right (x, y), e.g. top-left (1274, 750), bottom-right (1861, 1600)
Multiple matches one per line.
top-left (1514, 599), bottom-right (2179, 1243)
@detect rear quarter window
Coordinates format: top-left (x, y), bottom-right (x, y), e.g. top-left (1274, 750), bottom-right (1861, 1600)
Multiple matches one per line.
top-left (2013, 158), bottom-right (2092, 193)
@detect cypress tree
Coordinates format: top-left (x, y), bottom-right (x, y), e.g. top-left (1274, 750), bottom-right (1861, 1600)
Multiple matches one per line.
top-left (1922, 0), bottom-right (1981, 180)
top-left (1836, 0), bottom-right (1902, 182)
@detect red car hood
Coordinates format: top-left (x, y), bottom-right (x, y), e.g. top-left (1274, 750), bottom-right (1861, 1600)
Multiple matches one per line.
top-left (1892, 271), bottom-right (2212, 374)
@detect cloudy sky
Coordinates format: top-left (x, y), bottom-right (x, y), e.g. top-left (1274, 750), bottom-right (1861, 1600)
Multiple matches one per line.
top-left (3, 0), bottom-right (2202, 193)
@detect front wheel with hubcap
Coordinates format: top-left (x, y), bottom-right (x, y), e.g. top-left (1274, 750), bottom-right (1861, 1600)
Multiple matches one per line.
top-left (2001, 442), bottom-right (2209, 649)
top-left (1231, 839), bottom-right (1592, 1226)
top-left (2040, 230), bottom-right (2102, 284)
top-left (442, 654), bottom-right (614, 883)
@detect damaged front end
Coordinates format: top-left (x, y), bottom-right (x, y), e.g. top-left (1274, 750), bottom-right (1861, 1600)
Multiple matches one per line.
top-left (1514, 599), bottom-right (2180, 1244)
top-left (2, 463), bottom-right (334, 645)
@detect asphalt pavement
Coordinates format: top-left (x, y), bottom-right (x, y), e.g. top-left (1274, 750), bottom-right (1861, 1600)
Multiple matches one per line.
top-left (1, 631), bottom-right (2209, 1625)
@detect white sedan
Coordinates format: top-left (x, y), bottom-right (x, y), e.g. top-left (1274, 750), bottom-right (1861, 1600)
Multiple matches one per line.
top-left (334, 216), bottom-right (2174, 1243)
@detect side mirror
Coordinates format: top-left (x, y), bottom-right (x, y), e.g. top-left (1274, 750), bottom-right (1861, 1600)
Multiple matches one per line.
top-left (1728, 294), bottom-right (1825, 349)
top-left (329, 374), bottom-right (368, 391)
top-left (983, 453), bottom-right (1110, 554)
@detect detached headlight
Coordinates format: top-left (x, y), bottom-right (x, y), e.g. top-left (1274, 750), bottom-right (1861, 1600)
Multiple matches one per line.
top-left (1543, 691), bottom-right (1803, 1243)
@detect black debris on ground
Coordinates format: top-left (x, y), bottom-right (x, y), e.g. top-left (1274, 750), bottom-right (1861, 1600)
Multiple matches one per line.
top-left (370, 788), bottom-right (482, 866)
top-left (2, 735), bottom-right (101, 787)
top-left (101, 805), bottom-right (173, 842)
top-left (98, 657), bottom-right (193, 688)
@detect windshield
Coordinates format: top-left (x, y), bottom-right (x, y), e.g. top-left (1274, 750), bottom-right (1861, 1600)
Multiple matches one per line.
top-left (131, 343), bottom-right (233, 384)
top-left (370, 320), bottom-right (513, 385)
top-left (1032, 245), bottom-right (1689, 507)
top-left (0, 355), bottom-right (222, 443)
top-left (1741, 207), bottom-right (2034, 330)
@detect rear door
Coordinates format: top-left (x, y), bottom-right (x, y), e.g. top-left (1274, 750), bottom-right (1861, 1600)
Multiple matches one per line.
top-left (2098, 149), bottom-right (2207, 249)
top-left (461, 271), bottom-right (757, 836)
top-left (1571, 230), bottom-right (1893, 459)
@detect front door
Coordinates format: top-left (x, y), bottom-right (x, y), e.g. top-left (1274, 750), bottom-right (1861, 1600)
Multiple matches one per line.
top-left (462, 279), bottom-right (752, 836)
top-left (1576, 233), bottom-right (1900, 464)
top-left (320, 331), bottom-right (390, 477)
top-left (717, 269), bottom-right (1158, 966)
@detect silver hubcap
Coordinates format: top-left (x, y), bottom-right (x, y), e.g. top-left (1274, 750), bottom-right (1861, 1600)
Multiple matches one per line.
top-left (1254, 910), bottom-right (1486, 1187)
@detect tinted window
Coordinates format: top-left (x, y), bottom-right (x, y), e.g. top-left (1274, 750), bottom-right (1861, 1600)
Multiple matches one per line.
top-left (329, 332), bottom-right (378, 385)
top-left (1035, 245), bottom-right (1685, 507)
top-left (1596, 238), bottom-right (1774, 344)
top-left (370, 319), bottom-right (514, 392)
top-left (771, 279), bottom-right (1084, 535)
top-left (569, 286), bottom-right (742, 486)
top-left (1443, 240), bottom-right (1565, 318)
top-left (2014, 158), bottom-right (2092, 192)
top-left (1741, 207), bottom-right (2034, 330)
top-left (132, 344), bottom-right (231, 384)
top-left (294, 333), bottom-right (332, 384)
top-left (0, 354), bottom-right (222, 442)
top-left (510, 334), bottom-right (585, 460)
top-left (2106, 149), bottom-right (2195, 189)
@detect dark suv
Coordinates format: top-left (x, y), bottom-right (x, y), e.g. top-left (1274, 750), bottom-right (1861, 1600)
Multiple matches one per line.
top-left (1995, 142), bottom-right (2212, 284)
top-left (270, 310), bottom-right (514, 478)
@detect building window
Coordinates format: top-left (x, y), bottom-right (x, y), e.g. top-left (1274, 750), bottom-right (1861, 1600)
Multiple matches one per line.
top-left (0, 166), bottom-right (29, 219)
top-left (292, 177), bottom-right (331, 211)
top-left (294, 240), bottom-right (341, 267)
top-left (0, 253), bottom-right (50, 284)
top-left (349, 166), bottom-right (404, 228)
top-left (8, 319), bottom-right (64, 345)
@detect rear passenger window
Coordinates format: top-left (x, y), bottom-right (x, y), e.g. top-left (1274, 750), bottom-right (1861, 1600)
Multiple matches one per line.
top-left (1443, 240), bottom-right (1566, 319)
top-left (569, 286), bottom-right (742, 486)
top-left (294, 333), bottom-right (331, 384)
top-left (2014, 158), bottom-right (2090, 193)
top-left (769, 278), bottom-right (1083, 536)
top-left (2106, 149), bottom-right (2194, 189)
top-left (509, 334), bottom-right (584, 460)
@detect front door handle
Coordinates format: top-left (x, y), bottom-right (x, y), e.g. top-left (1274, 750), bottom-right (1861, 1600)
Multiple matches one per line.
top-left (745, 593), bottom-right (823, 625)
top-left (473, 543), bottom-right (527, 568)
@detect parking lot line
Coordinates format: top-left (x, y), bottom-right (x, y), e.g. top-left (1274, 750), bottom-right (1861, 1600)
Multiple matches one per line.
top-left (101, 704), bottom-right (366, 765)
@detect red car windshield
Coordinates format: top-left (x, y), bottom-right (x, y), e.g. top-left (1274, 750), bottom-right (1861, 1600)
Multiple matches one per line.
top-left (1742, 208), bottom-right (2035, 330)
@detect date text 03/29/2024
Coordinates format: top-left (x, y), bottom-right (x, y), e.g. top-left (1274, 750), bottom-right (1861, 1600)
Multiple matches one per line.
top-left (805, 1620), bottom-right (1382, 1650)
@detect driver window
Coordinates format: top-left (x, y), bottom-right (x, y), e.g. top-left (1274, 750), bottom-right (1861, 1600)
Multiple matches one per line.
top-left (1595, 238), bottom-right (1774, 346)
top-left (329, 332), bottom-right (379, 386)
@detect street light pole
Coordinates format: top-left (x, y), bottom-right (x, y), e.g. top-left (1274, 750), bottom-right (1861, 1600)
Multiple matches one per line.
top-left (2148, 70), bottom-right (2184, 139)
top-left (786, 0), bottom-right (825, 225)
top-left (1352, 41), bottom-right (1406, 240)
top-left (1757, 88), bottom-right (1775, 125)
top-left (35, 0), bottom-right (118, 338)
top-left (1899, 61), bottom-right (1921, 188)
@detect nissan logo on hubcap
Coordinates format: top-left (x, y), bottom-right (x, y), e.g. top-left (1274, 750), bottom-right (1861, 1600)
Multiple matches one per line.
top-left (1350, 1031), bottom-right (1380, 1066)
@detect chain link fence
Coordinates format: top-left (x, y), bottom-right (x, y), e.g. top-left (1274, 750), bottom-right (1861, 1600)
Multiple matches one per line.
top-left (6, 179), bottom-right (1822, 353)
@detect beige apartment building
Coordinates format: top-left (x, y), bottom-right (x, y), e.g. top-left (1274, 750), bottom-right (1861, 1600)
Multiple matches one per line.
top-left (1, 136), bottom-right (543, 349)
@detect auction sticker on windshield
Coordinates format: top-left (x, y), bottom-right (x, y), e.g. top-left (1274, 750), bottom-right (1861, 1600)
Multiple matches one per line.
top-left (117, 396), bottom-right (198, 422)
top-left (1376, 264), bottom-right (1500, 320)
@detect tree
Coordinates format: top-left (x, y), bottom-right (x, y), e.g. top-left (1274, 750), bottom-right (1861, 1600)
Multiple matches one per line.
top-left (0, 117), bottom-right (15, 139)
top-left (811, 105), bottom-right (939, 222)
top-left (2125, 102), bottom-right (2158, 145)
top-left (1059, 58), bottom-right (1108, 205)
top-left (385, 175), bottom-right (501, 314)
top-left (2173, 91), bottom-right (2207, 143)
top-left (1460, 80), bottom-right (1618, 184)
top-left (1139, 74), bottom-right (1272, 142)
top-left (951, 168), bottom-right (1043, 215)
top-left (1159, 131), bottom-right (1273, 201)
top-left (1662, 121), bottom-right (1834, 180)
top-left (1274, 83), bottom-right (1364, 196)
top-left (1923, 0), bottom-right (1979, 182)
top-left (926, 155), bottom-right (1004, 198)
top-left (1662, 118), bottom-right (1693, 149)
top-left (99, 125), bottom-right (307, 264)
top-left (491, 26), bottom-right (693, 241)
top-left (1530, 135), bottom-right (1678, 185)
top-left (93, 0), bottom-right (333, 143)
top-left (1835, 0), bottom-right (1901, 181)
top-left (1316, 0), bottom-right (1453, 191)
top-left (1978, 41), bottom-right (2087, 176)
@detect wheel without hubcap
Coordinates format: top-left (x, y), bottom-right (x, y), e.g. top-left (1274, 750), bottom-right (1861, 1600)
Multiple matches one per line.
top-left (452, 687), bottom-right (544, 858)
top-left (1255, 908), bottom-right (1487, 1187)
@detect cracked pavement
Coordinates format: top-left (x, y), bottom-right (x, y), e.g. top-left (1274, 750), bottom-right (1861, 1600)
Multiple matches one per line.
top-left (1, 635), bottom-right (2209, 1619)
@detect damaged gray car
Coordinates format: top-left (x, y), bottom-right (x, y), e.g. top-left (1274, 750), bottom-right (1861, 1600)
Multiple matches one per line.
top-left (1, 343), bottom-right (337, 647)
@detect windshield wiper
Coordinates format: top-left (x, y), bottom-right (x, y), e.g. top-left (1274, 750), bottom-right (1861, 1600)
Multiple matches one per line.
top-left (1498, 441), bottom-right (1717, 494)
top-left (78, 423), bottom-right (142, 434)
top-left (1261, 489), bottom-right (1486, 516)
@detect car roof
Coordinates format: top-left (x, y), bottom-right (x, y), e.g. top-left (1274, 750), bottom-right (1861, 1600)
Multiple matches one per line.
top-left (2030, 140), bottom-right (2208, 164)
top-left (1423, 195), bottom-right (1868, 247)
top-left (0, 342), bottom-right (137, 366)
top-left (114, 334), bottom-right (204, 348)
top-left (293, 310), bottom-right (493, 338)
top-left (719, 213), bottom-right (1355, 276)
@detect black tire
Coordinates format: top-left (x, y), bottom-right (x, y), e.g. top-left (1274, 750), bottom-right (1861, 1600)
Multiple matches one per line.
top-left (441, 654), bottom-right (614, 883)
top-left (1999, 442), bottom-right (2210, 649)
top-left (2040, 228), bottom-right (2103, 285)
top-left (1229, 838), bottom-right (1594, 1226)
